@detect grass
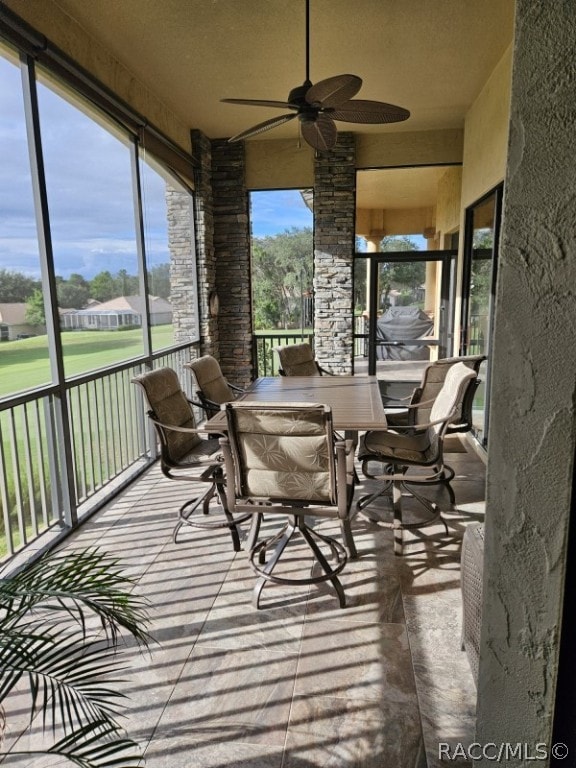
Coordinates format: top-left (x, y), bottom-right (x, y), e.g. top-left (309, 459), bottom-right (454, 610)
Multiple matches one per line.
top-left (0, 326), bottom-right (174, 398)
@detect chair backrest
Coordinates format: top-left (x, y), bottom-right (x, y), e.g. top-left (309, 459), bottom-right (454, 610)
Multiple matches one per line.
top-left (413, 355), bottom-right (486, 430)
top-left (429, 363), bottom-right (477, 440)
top-left (132, 367), bottom-right (202, 462)
top-left (186, 355), bottom-right (236, 408)
top-left (275, 342), bottom-right (321, 376)
top-left (222, 402), bottom-right (337, 505)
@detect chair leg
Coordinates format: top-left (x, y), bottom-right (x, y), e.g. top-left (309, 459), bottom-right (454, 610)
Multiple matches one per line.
top-left (246, 513), bottom-right (262, 552)
top-left (300, 522), bottom-right (346, 608)
top-left (340, 519), bottom-right (358, 559)
top-left (174, 480), bottom-right (250, 552)
top-left (252, 519), bottom-right (297, 609)
top-left (249, 515), bottom-right (347, 609)
top-left (392, 480), bottom-right (403, 556)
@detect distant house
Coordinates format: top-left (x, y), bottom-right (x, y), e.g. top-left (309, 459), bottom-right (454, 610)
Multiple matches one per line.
top-left (0, 303), bottom-right (44, 341)
top-left (60, 295), bottom-right (172, 331)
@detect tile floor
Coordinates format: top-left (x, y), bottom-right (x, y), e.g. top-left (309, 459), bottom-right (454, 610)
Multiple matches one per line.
top-left (3, 438), bottom-right (485, 767)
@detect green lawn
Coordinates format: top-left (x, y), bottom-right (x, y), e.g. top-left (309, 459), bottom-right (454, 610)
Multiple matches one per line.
top-left (0, 326), bottom-right (174, 398)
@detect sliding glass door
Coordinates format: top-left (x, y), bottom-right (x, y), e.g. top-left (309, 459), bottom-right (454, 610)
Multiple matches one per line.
top-left (460, 184), bottom-right (504, 447)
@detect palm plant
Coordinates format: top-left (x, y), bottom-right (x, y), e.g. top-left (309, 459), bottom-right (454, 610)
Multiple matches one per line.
top-left (0, 547), bottom-right (152, 767)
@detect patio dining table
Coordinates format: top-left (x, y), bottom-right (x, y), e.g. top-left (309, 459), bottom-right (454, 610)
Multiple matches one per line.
top-left (203, 375), bottom-right (387, 438)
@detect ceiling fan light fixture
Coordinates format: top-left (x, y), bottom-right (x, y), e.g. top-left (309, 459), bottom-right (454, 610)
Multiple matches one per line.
top-left (221, 0), bottom-right (410, 150)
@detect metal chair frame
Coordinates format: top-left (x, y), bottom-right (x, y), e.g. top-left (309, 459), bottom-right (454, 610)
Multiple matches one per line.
top-left (219, 401), bottom-right (357, 608)
top-left (132, 367), bottom-right (250, 551)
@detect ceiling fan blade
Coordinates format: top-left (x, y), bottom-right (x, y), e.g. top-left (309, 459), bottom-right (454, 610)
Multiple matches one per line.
top-left (228, 113), bottom-right (297, 143)
top-left (305, 74), bottom-right (362, 108)
top-left (221, 98), bottom-right (297, 110)
top-left (329, 99), bottom-right (410, 124)
top-left (300, 115), bottom-right (337, 151)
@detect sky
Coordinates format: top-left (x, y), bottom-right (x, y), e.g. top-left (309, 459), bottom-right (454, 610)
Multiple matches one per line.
top-left (0, 45), bottom-right (314, 282)
top-left (0, 45), bottom-right (420, 285)
top-left (249, 190), bottom-right (312, 238)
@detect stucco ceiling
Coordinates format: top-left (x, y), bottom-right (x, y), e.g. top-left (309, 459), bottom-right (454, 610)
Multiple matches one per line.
top-left (40, 0), bottom-right (514, 215)
top-left (51, 0), bottom-right (515, 143)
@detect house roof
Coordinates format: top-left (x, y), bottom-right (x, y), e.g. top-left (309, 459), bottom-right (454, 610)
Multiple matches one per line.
top-left (0, 303), bottom-right (28, 325)
top-left (75, 295), bottom-right (172, 314)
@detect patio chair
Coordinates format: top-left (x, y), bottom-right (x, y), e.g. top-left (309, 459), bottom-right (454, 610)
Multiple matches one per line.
top-left (275, 342), bottom-right (334, 376)
top-left (384, 355), bottom-right (485, 499)
top-left (219, 401), bottom-right (357, 608)
top-left (385, 354), bottom-right (486, 432)
top-left (357, 362), bottom-right (476, 555)
top-left (132, 367), bottom-right (250, 551)
top-left (185, 355), bottom-right (245, 418)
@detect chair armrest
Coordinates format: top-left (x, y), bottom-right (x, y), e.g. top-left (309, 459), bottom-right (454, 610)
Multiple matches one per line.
top-left (148, 415), bottom-right (203, 435)
top-left (387, 408), bottom-right (458, 433)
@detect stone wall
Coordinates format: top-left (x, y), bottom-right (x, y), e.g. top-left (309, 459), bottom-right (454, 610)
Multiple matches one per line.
top-left (166, 184), bottom-right (200, 346)
top-left (313, 133), bottom-right (356, 374)
top-left (191, 129), bottom-right (217, 356)
top-left (211, 140), bottom-right (253, 387)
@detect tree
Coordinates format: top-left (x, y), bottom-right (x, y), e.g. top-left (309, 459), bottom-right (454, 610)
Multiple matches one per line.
top-left (57, 274), bottom-right (91, 309)
top-left (0, 269), bottom-right (40, 303)
top-left (378, 236), bottom-right (425, 309)
top-left (90, 271), bottom-right (116, 302)
top-left (115, 269), bottom-right (138, 297)
top-left (147, 263), bottom-right (170, 299)
top-left (0, 548), bottom-right (151, 768)
top-left (251, 227), bottom-right (313, 330)
top-left (25, 288), bottom-right (46, 325)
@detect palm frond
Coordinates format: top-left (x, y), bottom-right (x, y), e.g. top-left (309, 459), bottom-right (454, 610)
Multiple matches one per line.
top-left (0, 548), bottom-right (153, 766)
top-left (5, 720), bottom-right (145, 768)
top-left (0, 548), bottom-right (152, 648)
top-left (0, 627), bottom-right (129, 732)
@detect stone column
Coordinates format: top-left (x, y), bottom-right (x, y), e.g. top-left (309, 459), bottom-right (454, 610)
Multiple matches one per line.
top-left (190, 129), bottom-right (217, 355)
top-left (313, 133), bottom-right (356, 373)
top-left (475, 2), bottom-right (576, 762)
top-left (165, 185), bottom-right (198, 345)
top-left (211, 139), bottom-right (253, 387)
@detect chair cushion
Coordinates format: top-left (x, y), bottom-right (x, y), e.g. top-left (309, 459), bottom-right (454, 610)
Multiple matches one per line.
top-left (135, 368), bottom-right (202, 461)
top-left (277, 343), bottom-right (320, 376)
top-left (189, 355), bottom-right (235, 404)
top-left (358, 428), bottom-right (436, 465)
top-left (230, 404), bottom-right (333, 501)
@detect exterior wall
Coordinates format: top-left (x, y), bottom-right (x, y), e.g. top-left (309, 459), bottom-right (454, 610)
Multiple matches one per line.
top-left (313, 133), bottom-right (356, 374)
top-left (211, 140), bottom-right (253, 388)
top-left (356, 129), bottom-right (464, 169)
top-left (245, 139), bottom-right (314, 189)
top-left (451, 45), bottom-right (513, 352)
top-left (4, 0), bottom-right (191, 154)
top-left (435, 166), bottom-right (463, 240)
top-left (356, 206), bottom-right (435, 239)
top-left (476, 2), bottom-right (576, 760)
top-left (461, 45), bottom-right (513, 209)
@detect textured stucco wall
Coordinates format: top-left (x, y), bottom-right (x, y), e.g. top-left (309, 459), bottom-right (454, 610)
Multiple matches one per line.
top-left (461, 45), bottom-right (513, 209)
top-left (435, 166), bottom-right (463, 239)
top-left (475, 2), bottom-right (576, 762)
top-left (245, 139), bottom-right (314, 189)
top-left (355, 129), bottom-right (464, 169)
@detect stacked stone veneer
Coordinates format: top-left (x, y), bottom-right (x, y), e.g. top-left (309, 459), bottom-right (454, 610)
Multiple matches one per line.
top-left (313, 133), bottom-right (356, 374)
top-left (191, 129), bottom-right (217, 357)
top-left (211, 140), bottom-right (253, 387)
top-left (166, 184), bottom-right (200, 346)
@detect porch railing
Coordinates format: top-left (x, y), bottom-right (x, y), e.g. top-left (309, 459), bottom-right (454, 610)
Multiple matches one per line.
top-left (0, 342), bottom-right (199, 562)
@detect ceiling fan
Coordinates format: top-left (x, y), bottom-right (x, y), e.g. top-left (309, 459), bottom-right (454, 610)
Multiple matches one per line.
top-left (221, 0), bottom-right (410, 151)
